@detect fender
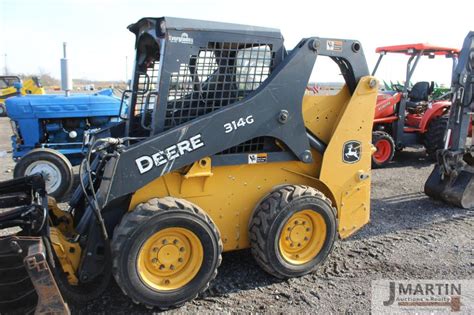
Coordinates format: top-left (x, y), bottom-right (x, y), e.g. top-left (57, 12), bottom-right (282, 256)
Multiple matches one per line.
top-left (419, 101), bottom-right (450, 132)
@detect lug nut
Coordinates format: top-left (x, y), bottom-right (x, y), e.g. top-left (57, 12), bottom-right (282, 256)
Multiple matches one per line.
top-left (306, 228), bottom-right (310, 232)
top-left (180, 247), bottom-right (185, 252)
top-left (165, 280), bottom-right (170, 285)
top-left (173, 239), bottom-right (179, 245)
top-left (152, 247), bottom-right (158, 252)
top-left (285, 237), bottom-right (290, 241)
top-left (304, 237), bottom-right (309, 241)
top-left (170, 265), bottom-right (175, 270)
top-left (152, 258), bottom-right (157, 263)
top-left (297, 243), bottom-right (301, 247)
top-left (159, 264), bottom-right (165, 270)
top-left (178, 258), bottom-right (183, 263)
top-left (162, 239), bottom-right (168, 245)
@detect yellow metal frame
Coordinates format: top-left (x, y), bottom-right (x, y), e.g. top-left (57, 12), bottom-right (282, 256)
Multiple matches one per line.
top-left (0, 78), bottom-right (45, 98)
top-left (48, 198), bottom-right (82, 285)
top-left (129, 76), bottom-right (377, 252)
top-left (50, 227), bottom-right (81, 285)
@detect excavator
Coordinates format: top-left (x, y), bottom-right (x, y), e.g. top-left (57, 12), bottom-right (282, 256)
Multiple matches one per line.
top-left (425, 31), bottom-right (474, 209)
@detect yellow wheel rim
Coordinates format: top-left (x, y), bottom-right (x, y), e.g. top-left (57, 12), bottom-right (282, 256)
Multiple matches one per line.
top-left (278, 209), bottom-right (326, 265)
top-left (137, 227), bottom-right (203, 291)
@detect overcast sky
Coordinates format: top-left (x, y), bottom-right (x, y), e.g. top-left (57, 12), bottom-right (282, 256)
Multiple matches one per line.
top-left (0, 0), bottom-right (472, 85)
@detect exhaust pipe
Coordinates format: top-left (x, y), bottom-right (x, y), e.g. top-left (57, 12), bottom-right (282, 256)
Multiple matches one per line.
top-left (60, 42), bottom-right (72, 97)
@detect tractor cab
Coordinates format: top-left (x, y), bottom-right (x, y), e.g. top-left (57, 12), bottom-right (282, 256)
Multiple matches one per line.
top-left (370, 43), bottom-right (461, 167)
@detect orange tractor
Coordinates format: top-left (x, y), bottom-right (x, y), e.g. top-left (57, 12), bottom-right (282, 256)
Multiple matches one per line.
top-left (370, 44), bottom-right (472, 167)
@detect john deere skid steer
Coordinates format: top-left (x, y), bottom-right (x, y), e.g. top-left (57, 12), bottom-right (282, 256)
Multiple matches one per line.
top-left (0, 17), bottom-right (378, 312)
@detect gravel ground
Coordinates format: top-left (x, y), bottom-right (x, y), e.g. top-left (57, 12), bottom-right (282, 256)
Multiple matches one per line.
top-left (0, 117), bottom-right (472, 314)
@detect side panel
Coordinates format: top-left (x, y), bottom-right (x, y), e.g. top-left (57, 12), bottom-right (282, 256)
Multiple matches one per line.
top-left (16, 119), bottom-right (41, 147)
top-left (129, 157), bottom-right (330, 252)
top-left (302, 87), bottom-right (350, 144)
top-left (129, 76), bottom-right (378, 250)
top-left (318, 77), bottom-right (378, 238)
top-left (374, 93), bottom-right (400, 120)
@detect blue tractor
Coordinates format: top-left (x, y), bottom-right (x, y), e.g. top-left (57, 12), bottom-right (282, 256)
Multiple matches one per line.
top-left (6, 89), bottom-right (122, 199)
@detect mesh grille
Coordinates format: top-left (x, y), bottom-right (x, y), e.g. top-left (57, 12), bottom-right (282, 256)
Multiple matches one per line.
top-left (164, 43), bottom-right (273, 130)
top-left (129, 61), bottom-right (160, 134)
top-left (218, 137), bottom-right (267, 155)
top-left (134, 61), bottom-right (160, 116)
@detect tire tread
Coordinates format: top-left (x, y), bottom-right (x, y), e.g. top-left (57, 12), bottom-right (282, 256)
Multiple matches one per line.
top-left (424, 115), bottom-right (449, 158)
top-left (111, 197), bottom-right (222, 310)
top-left (249, 185), bottom-right (335, 278)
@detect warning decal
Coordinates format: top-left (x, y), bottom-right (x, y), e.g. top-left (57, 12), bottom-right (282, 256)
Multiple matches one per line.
top-left (326, 40), bottom-right (343, 52)
top-left (248, 153), bottom-right (268, 164)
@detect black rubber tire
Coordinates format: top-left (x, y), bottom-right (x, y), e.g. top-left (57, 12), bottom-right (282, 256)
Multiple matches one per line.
top-left (371, 131), bottom-right (396, 168)
top-left (248, 185), bottom-right (337, 279)
top-left (112, 197), bottom-right (222, 310)
top-left (13, 148), bottom-right (74, 200)
top-left (424, 115), bottom-right (449, 159)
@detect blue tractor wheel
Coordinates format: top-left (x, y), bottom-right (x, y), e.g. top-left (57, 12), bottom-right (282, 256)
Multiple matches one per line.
top-left (13, 148), bottom-right (74, 200)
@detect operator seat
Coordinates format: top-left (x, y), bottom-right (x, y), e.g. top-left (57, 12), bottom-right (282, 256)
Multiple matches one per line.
top-left (405, 81), bottom-right (433, 108)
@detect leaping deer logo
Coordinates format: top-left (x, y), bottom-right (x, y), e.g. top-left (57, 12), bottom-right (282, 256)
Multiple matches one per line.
top-left (343, 141), bottom-right (361, 163)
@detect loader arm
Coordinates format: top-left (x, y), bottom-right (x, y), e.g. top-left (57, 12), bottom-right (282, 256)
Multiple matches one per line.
top-left (98, 37), bottom-right (369, 205)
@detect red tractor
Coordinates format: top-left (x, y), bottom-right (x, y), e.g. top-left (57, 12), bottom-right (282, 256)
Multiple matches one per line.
top-left (371, 43), bottom-right (464, 167)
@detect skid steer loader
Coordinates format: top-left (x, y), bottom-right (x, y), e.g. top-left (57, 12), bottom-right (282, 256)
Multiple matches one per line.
top-left (425, 31), bottom-right (474, 208)
top-left (0, 17), bottom-right (378, 312)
